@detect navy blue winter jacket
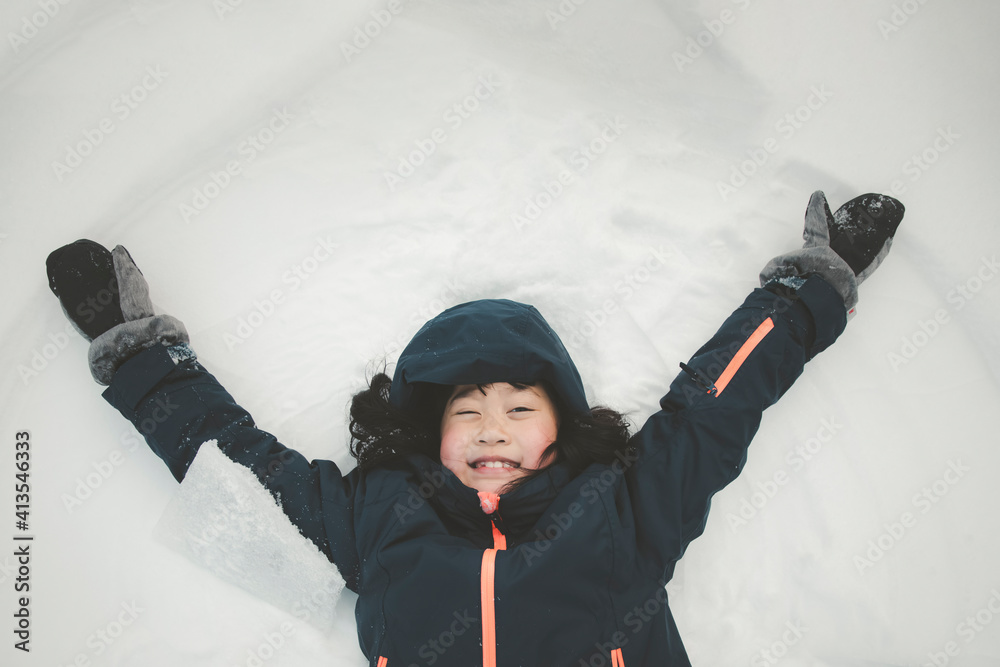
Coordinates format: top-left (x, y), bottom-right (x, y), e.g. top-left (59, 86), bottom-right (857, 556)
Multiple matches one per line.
top-left (102, 275), bottom-right (846, 666)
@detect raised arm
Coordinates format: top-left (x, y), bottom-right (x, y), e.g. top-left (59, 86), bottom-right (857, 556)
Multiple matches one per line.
top-left (624, 191), bottom-right (904, 573)
top-left (46, 241), bottom-right (362, 589)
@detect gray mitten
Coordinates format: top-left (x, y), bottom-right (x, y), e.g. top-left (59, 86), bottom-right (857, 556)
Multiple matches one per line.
top-left (88, 246), bottom-right (194, 385)
top-left (46, 240), bottom-right (194, 385)
top-left (760, 190), bottom-right (905, 311)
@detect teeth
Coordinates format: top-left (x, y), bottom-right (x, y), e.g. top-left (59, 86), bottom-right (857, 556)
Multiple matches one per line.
top-left (476, 461), bottom-right (517, 469)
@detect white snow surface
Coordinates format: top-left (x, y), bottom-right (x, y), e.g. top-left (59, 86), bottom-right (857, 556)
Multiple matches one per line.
top-left (2, 0), bottom-right (1000, 665)
top-left (152, 441), bottom-right (344, 635)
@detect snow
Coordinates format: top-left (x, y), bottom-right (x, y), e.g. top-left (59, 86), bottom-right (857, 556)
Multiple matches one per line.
top-left (152, 441), bottom-right (344, 634)
top-left (2, 0), bottom-right (999, 665)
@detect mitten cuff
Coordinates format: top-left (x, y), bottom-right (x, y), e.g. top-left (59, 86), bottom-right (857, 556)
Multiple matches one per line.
top-left (88, 314), bottom-right (191, 385)
top-left (760, 246), bottom-right (859, 311)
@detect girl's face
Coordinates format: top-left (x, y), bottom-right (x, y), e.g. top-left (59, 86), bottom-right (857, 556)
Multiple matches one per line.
top-left (439, 382), bottom-right (559, 495)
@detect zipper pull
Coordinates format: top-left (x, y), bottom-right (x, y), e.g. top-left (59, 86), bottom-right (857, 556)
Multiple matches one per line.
top-left (488, 511), bottom-right (506, 536)
top-left (680, 362), bottom-right (718, 396)
top-left (478, 491), bottom-right (507, 542)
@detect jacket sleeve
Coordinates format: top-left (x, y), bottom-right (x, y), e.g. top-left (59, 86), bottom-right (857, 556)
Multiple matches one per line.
top-left (623, 275), bottom-right (847, 575)
top-left (101, 345), bottom-right (362, 591)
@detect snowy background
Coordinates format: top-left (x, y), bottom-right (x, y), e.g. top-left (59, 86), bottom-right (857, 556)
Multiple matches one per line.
top-left (2, 0), bottom-right (999, 665)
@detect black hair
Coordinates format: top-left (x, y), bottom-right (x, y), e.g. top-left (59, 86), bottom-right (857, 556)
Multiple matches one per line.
top-left (348, 370), bottom-right (634, 494)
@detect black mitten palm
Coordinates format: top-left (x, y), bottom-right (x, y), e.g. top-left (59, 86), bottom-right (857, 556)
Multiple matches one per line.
top-left (761, 191), bottom-right (905, 311)
top-left (46, 240), bottom-right (127, 340)
top-left (46, 240), bottom-right (193, 384)
top-left (823, 193), bottom-right (904, 279)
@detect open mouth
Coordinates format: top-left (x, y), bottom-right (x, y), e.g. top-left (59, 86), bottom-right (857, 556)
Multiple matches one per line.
top-left (470, 459), bottom-right (520, 470)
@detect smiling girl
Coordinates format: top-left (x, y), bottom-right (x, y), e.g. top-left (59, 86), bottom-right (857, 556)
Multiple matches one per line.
top-left (439, 382), bottom-right (560, 495)
top-left (47, 190), bottom-right (903, 665)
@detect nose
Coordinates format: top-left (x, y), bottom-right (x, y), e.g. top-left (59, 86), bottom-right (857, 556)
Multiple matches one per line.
top-left (476, 413), bottom-right (508, 445)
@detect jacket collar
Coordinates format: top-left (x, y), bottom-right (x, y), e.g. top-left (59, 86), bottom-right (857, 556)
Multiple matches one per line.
top-left (408, 455), bottom-right (572, 540)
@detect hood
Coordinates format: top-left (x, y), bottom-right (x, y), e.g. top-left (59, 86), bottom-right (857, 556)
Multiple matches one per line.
top-left (389, 299), bottom-right (589, 416)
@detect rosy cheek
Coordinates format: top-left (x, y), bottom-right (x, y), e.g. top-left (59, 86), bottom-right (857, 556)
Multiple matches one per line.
top-left (533, 425), bottom-right (559, 468)
top-left (439, 445), bottom-right (465, 481)
top-left (439, 429), bottom-right (464, 465)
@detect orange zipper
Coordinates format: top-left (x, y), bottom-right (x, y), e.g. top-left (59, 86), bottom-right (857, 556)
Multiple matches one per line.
top-left (479, 492), bottom-right (506, 667)
top-left (611, 647), bottom-right (626, 666)
top-left (376, 657), bottom-right (387, 667)
top-left (713, 317), bottom-right (774, 397)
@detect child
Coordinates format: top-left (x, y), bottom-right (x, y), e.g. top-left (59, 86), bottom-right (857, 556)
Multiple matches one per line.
top-left (47, 191), bottom-right (903, 666)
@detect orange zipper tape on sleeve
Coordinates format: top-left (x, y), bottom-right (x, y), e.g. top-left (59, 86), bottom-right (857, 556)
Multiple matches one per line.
top-left (713, 317), bottom-right (774, 397)
top-left (376, 657), bottom-right (387, 667)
